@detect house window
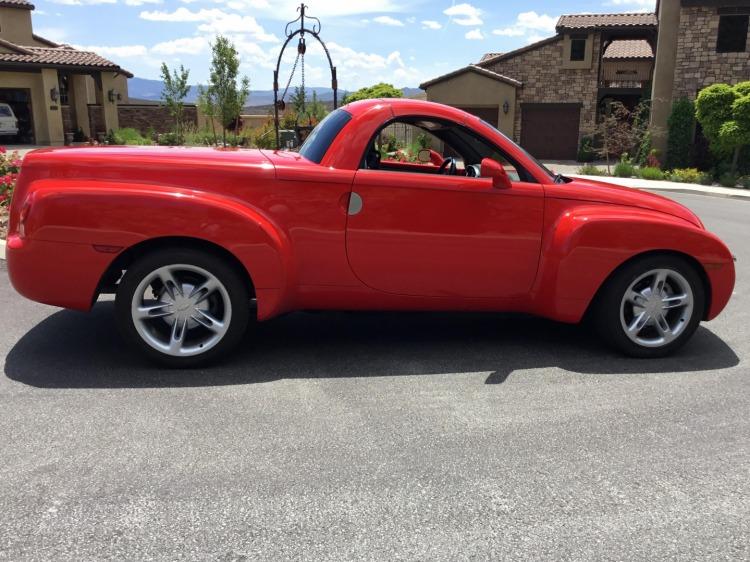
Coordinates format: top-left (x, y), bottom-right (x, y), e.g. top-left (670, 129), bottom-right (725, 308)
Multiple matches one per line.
top-left (716, 14), bottom-right (748, 53)
top-left (570, 35), bottom-right (587, 61)
top-left (58, 74), bottom-right (69, 105)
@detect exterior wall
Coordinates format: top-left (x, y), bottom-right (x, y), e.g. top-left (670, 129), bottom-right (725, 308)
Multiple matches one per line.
top-left (672, 5), bottom-right (750, 98)
top-left (601, 59), bottom-right (653, 83)
top-left (0, 7), bottom-right (33, 44)
top-left (87, 104), bottom-right (105, 137)
top-left (561, 32), bottom-right (595, 70)
top-left (483, 34), bottom-right (602, 143)
top-left (424, 71), bottom-right (517, 137)
top-left (118, 104), bottom-right (198, 134)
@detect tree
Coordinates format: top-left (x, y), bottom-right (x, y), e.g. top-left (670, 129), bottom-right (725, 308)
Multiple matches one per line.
top-left (160, 63), bottom-right (191, 143)
top-left (197, 84), bottom-right (218, 145)
top-left (591, 100), bottom-right (649, 173)
top-left (665, 97), bottom-right (695, 170)
top-left (289, 88), bottom-right (328, 126)
top-left (695, 81), bottom-right (750, 173)
top-left (343, 82), bottom-right (403, 104)
top-left (207, 35), bottom-right (250, 146)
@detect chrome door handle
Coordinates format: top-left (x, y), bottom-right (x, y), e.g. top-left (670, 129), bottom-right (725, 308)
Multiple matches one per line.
top-left (348, 192), bottom-right (363, 216)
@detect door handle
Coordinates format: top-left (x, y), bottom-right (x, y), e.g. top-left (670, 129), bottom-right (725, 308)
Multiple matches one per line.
top-left (348, 192), bottom-right (363, 216)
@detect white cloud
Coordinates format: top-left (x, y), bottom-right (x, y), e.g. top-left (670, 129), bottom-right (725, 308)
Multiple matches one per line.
top-left (465, 28), bottom-right (484, 40)
top-left (151, 36), bottom-right (208, 55)
top-left (140, 8), bottom-right (278, 42)
top-left (125, 0), bottom-right (161, 5)
top-left (74, 44), bottom-right (149, 57)
top-left (47, 0), bottom-right (115, 5)
top-left (140, 7), bottom-right (218, 21)
top-left (606, 0), bottom-right (655, 8)
top-left (491, 11), bottom-right (558, 42)
top-left (213, 0), bottom-right (404, 19)
top-left (421, 20), bottom-right (441, 30)
top-left (373, 15), bottom-right (403, 27)
top-left (443, 3), bottom-right (482, 26)
top-left (35, 27), bottom-right (67, 41)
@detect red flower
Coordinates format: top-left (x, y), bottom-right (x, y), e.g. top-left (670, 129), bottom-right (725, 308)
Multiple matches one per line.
top-left (0, 146), bottom-right (6, 154)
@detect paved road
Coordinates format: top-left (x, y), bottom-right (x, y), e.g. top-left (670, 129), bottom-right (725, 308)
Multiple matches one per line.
top-left (0, 192), bottom-right (748, 561)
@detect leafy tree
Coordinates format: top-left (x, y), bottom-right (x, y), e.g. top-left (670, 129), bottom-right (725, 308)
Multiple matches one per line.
top-left (197, 84), bottom-right (218, 145)
top-left (160, 63), bottom-right (191, 144)
top-left (665, 97), bottom-right (695, 170)
top-left (207, 35), bottom-right (250, 147)
top-left (695, 81), bottom-right (750, 173)
top-left (591, 100), bottom-right (649, 173)
top-left (343, 82), bottom-right (403, 104)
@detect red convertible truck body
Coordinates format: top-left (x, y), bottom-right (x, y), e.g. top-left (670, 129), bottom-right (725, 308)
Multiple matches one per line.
top-left (5, 99), bottom-right (735, 365)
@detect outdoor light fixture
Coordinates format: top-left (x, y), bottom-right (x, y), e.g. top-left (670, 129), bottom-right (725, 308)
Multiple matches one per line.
top-left (502, 100), bottom-right (510, 114)
top-left (49, 87), bottom-right (59, 102)
top-left (108, 89), bottom-right (118, 103)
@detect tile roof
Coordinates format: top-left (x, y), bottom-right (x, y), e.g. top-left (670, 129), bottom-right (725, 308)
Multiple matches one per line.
top-left (0, 38), bottom-right (132, 76)
top-left (603, 39), bottom-right (654, 59)
top-left (477, 35), bottom-right (561, 67)
top-left (557, 12), bottom-right (658, 31)
top-left (0, 0), bottom-right (34, 8)
top-left (420, 64), bottom-right (522, 89)
top-left (479, 52), bottom-right (503, 63)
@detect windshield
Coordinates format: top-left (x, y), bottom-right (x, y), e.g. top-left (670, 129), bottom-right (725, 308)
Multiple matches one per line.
top-left (477, 119), bottom-right (557, 180)
top-left (298, 109), bottom-right (352, 164)
top-left (0, 106), bottom-right (12, 117)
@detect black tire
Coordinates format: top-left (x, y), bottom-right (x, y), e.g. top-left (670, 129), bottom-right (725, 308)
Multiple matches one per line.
top-left (592, 254), bottom-right (705, 358)
top-left (115, 247), bottom-right (250, 367)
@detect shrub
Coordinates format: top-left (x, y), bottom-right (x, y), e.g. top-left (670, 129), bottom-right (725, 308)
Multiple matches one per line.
top-left (665, 97), bottom-right (695, 170)
top-left (668, 168), bottom-right (703, 184)
top-left (719, 172), bottom-right (739, 187)
top-left (577, 163), bottom-right (606, 176)
top-left (613, 154), bottom-right (636, 177)
top-left (0, 146), bottom-right (21, 208)
top-left (646, 149), bottom-right (662, 169)
top-left (635, 130), bottom-right (652, 166)
top-left (638, 167), bottom-right (665, 180)
top-left (699, 173), bottom-right (714, 186)
top-left (577, 135), bottom-right (596, 162)
top-left (110, 127), bottom-right (152, 145)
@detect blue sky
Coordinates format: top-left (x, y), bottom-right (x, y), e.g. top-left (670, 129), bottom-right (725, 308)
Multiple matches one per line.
top-left (31, 0), bottom-right (656, 90)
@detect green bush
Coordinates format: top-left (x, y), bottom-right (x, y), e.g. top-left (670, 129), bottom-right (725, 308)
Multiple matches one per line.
top-left (668, 168), bottom-right (703, 183)
top-left (577, 136), bottom-right (596, 162)
top-left (635, 130), bottom-right (652, 166)
top-left (665, 98), bottom-right (695, 170)
top-left (613, 154), bottom-right (636, 177)
top-left (577, 163), bottom-right (606, 176)
top-left (110, 127), bottom-right (152, 145)
top-left (719, 172), bottom-right (739, 187)
top-left (638, 167), bottom-right (665, 180)
top-left (699, 173), bottom-right (713, 185)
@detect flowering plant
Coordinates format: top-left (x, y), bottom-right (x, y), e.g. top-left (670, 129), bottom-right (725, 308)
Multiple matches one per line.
top-left (0, 146), bottom-right (21, 208)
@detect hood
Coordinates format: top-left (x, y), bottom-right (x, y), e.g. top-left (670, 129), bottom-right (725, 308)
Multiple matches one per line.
top-left (553, 177), bottom-right (704, 228)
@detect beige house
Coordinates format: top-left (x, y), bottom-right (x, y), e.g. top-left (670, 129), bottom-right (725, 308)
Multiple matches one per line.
top-left (0, 0), bottom-right (131, 145)
top-left (422, 0), bottom-right (750, 159)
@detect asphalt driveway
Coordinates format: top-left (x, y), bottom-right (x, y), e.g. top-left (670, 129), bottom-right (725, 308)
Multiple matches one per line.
top-left (0, 191), bottom-right (748, 560)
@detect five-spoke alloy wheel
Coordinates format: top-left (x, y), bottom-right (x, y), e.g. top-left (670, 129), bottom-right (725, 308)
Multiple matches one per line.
top-left (594, 255), bottom-right (705, 357)
top-left (116, 248), bottom-right (250, 367)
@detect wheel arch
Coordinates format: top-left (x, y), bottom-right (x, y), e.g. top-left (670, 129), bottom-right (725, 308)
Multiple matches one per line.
top-left (97, 236), bottom-right (256, 300)
top-left (584, 249), bottom-right (711, 322)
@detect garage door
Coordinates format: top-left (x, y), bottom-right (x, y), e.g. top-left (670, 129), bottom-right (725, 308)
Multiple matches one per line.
top-left (520, 103), bottom-right (580, 160)
top-left (457, 106), bottom-right (499, 127)
top-left (0, 89), bottom-right (34, 144)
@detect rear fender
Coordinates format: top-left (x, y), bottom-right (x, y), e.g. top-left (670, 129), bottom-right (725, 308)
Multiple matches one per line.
top-left (532, 204), bottom-right (734, 323)
top-left (23, 179), bottom-right (292, 319)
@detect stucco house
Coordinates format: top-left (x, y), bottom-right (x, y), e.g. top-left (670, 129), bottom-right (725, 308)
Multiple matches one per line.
top-left (0, 0), bottom-right (130, 145)
top-left (421, 0), bottom-right (750, 160)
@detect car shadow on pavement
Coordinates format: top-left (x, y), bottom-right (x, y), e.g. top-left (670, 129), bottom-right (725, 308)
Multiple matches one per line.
top-left (3, 302), bottom-right (740, 388)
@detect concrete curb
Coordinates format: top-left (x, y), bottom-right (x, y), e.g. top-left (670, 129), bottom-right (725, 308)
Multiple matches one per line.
top-left (0, 239), bottom-right (5, 261)
top-left (570, 175), bottom-right (750, 200)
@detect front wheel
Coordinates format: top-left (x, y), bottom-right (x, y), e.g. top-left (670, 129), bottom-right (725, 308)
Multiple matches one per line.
top-left (115, 248), bottom-right (250, 367)
top-left (593, 255), bottom-right (705, 358)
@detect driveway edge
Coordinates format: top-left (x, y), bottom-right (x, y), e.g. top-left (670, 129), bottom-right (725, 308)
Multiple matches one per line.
top-left (571, 175), bottom-right (750, 199)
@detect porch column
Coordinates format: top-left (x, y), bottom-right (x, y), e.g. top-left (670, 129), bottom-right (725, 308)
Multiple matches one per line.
top-left (95, 71), bottom-right (120, 134)
top-left (40, 68), bottom-right (65, 145)
top-left (70, 74), bottom-right (91, 138)
top-left (650, 0), bottom-right (681, 154)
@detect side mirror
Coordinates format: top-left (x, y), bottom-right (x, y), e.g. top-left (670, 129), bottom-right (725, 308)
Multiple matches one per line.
top-left (417, 148), bottom-right (431, 163)
top-left (480, 158), bottom-right (512, 189)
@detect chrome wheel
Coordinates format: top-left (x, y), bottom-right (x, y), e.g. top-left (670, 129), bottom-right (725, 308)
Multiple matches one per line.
top-left (620, 268), bottom-right (694, 348)
top-left (130, 264), bottom-right (232, 357)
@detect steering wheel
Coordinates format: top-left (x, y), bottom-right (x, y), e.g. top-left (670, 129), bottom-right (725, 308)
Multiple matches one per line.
top-left (438, 157), bottom-right (457, 175)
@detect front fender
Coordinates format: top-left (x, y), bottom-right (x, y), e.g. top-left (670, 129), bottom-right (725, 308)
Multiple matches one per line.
top-left (21, 179), bottom-right (292, 317)
top-left (531, 204), bottom-right (735, 323)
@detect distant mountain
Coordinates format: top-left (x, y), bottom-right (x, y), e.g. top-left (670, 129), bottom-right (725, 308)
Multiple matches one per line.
top-left (127, 77), bottom-right (423, 107)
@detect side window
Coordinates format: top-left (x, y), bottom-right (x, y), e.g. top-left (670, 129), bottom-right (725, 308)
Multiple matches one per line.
top-left (375, 122), bottom-right (445, 164)
top-left (570, 35), bottom-right (587, 61)
top-left (717, 13), bottom-right (748, 53)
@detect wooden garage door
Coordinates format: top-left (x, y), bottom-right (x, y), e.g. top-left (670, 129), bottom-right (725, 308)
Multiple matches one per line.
top-left (520, 103), bottom-right (581, 160)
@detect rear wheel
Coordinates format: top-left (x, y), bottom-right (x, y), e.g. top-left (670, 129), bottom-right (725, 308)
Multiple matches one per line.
top-left (115, 248), bottom-right (250, 367)
top-left (593, 255), bottom-right (705, 357)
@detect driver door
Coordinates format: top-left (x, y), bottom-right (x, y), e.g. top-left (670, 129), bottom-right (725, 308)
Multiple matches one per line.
top-left (346, 167), bottom-right (544, 299)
